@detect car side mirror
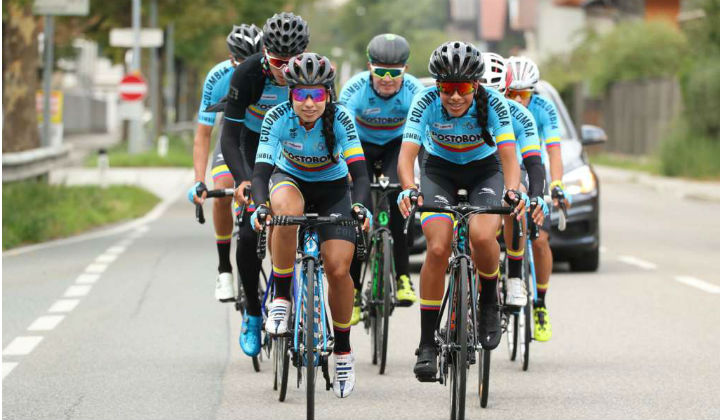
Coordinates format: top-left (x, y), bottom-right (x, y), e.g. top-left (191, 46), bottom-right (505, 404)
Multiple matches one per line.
top-left (581, 125), bottom-right (607, 146)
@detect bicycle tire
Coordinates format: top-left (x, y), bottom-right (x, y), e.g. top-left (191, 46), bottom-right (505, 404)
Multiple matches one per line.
top-left (273, 338), bottom-right (279, 391)
top-left (252, 356), bottom-right (260, 372)
top-left (507, 313), bottom-right (519, 361)
top-left (479, 348), bottom-right (491, 408)
top-left (305, 259), bottom-right (316, 420)
top-left (449, 259), bottom-right (468, 420)
top-left (370, 239), bottom-right (380, 366)
top-left (379, 231), bottom-right (392, 375)
top-left (279, 337), bottom-right (290, 401)
top-left (522, 299), bottom-right (532, 371)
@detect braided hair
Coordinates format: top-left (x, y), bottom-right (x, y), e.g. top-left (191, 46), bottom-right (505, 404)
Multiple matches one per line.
top-left (474, 84), bottom-right (495, 147)
top-left (321, 93), bottom-right (338, 163)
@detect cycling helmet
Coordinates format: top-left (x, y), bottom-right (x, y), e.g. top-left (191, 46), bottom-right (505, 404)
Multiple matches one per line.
top-left (479, 52), bottom-right (507, 93)
top-left (283, 53), bottom-right (335, 88)
top-left (226, 24), bottom-right (263, 60)
top-left (367, 33), bottom-right (410, 65)
top-left (428, 41), bottom-right (484, 81)
top-left (262, 12), bottom-right (309, 57)
top-left (507, 56), bottom-right (540, 90)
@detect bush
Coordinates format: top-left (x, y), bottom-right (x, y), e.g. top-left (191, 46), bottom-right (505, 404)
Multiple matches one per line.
top-left (659, 118), bottom-right (720, 179)
top-left (681, 57), bottom-right (720, 137)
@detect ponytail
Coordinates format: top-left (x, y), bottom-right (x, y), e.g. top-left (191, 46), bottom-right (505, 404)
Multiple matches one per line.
top-left (321, 101), bottom-right (338, 163)
top-left (474, 85), bottom-right (495, 146)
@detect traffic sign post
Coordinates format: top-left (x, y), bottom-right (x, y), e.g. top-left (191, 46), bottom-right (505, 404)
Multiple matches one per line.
top-left (119, 73), bottom-right (148, 154)
top-left (119, 73), bottom-right (148, 102)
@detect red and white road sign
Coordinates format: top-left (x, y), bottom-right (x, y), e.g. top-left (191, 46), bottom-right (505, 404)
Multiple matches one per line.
top-left (119, 73), bottom-right (147, 101)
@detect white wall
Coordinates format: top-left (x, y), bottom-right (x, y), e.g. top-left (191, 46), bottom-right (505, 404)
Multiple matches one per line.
top-left (526, 0), bottom-right (586, 62)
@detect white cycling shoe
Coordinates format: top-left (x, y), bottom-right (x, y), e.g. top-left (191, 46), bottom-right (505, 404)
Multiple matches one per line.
top-left (505, 277), bottom-right (528, 307)
top-left (265, 299), bottom-right (291, 335)
top-left (332, 352), bottom-right (355, 398)
top-left (215, 272), bottom-right (236, 302)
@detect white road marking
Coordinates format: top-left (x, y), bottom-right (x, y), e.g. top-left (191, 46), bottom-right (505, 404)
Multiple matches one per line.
top-left (27, 315), bottom-right (65, 331)
top-left (674, 276), bottom-right (720, 294)
top-left (618, 255), bottom-right (657, 270)
top-left (64, 285), bottom-right (92, 297)
top-left (95, 254), bottom-right (117, 264)
top-left (75, 274), bottom-right (100, 284)
top-left (3, 337), bottom-right (43, 356)
top-left (3, 362), bottom-right (19, 379)
top-left (106, 246), bottom-right (126, 254)
top-left (116, 239), bottom-right (134, 248)
top-left (85, 263), bottom-right (107, 274)
top-left (136, 225), bottom-right (149, 233)
top-left (600, 246), bottom-right (607, 254)
top-left (48, 299), bottom-right (80, 313)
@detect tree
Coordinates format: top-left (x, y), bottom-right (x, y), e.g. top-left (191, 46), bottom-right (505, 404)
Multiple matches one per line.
top-left (2, 1), bottom-right (41, 153)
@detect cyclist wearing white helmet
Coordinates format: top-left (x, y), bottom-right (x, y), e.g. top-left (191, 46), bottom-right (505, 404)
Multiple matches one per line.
top-left (505, 56), bottom-right (571, 342)
top-left (480, 52), bottom-right (548, 309)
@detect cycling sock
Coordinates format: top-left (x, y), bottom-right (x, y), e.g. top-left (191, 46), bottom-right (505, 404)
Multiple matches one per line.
top-left (420, 298), bottom-right (442, 346)
top-left (333, 320), bottom-right (352, 353)
top-left (272, 265), bottom-right (294, 300)
top-left (479, 267), bottom-right (500, 304)
top-left (236, 224), bottom-right (262, 316)
top-left (536, 283), bottom-right (548, 306)
top-left (349, 257), bottom-right (362, 292)
top-left (506, 247), bottom-right (524, 279)
top-left (216, 234), bottom-right (233, 273)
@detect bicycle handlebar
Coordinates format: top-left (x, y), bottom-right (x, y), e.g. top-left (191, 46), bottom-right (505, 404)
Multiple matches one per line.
top-left (195, 188), bottom-right (234, 224)
top-left (402, 201), bottom-right (512, 240)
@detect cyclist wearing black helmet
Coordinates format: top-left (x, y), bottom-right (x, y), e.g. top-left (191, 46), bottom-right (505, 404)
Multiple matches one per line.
top-left (249, 53), bottom-right (372, 398)
top-left (396, 41), bottom-right (525, 381)
top-left (187, 23), bottom-right (262, 311)
top-left (218, 12), bottom-right (309, 360)
top-left (339, 33), bottom-right (423, 324)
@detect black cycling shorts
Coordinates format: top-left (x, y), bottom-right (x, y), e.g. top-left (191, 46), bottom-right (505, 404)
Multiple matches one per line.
top-left (361, 137), bottom-right (401, 182)
top-left (269, 170), bottom-right (356, 244)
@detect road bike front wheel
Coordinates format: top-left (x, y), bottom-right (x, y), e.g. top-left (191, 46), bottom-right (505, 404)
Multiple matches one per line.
top-left (378, 231), bottom-right (392, 375)
top-left (304, 259), bottom-right (317, 420)
top-left (449, 259), bottom-right (468, 420)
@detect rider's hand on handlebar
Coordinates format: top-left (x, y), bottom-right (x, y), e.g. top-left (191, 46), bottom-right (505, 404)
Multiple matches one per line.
top-left (234, 180), bottom-right (252, 206)
top-left (250, 205), bottom-right (270, 232)
top-left (352, 205), bottom-right (372, 232)
top-left (397, 187), bottom-right (422, 218)
top-left (528, 196), bottom-right (547, 226)
top-left (504, 189), bottom-right (526, 220)
top-left (550, 181), bottom-right (571, 209)
top-left (188, 181), bottom-right (208, 205)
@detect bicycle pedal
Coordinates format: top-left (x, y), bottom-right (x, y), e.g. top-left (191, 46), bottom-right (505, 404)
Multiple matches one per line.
top-left (415, 374), bottom-right (440, 383)
top-left (394, 300), bottom-right (413, 308)
top-left (219, 297), bottom-right (237, 303)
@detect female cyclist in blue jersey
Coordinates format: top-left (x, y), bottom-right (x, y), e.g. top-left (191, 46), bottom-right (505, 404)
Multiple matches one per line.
top-left (480, 52), bottom-right (548, 308)
top-left (219, 12), bottom-right (309, 358)
top-left (249, 53), bottom-right (372, 398)
top-left (505, 56), bottom-right (571, 342)
top-left (396, 42), bottom-right (525, 380)
top-left (339, 33), bottom-right (424, 323)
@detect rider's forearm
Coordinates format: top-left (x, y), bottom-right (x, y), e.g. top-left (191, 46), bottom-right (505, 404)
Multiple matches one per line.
top-left (347, 160), bottom-right (371, 210)
top-left (498, 146), bottom-right (521, 191)
top-left (192, 124), bottom-right (213, 182)
top-left (397, 142), bottom-right (420, 190)
top-left (220, 119), bottom-right (252, 184)
top-left (250, 162), bottom-right (273, 207)
top-left (547, 146), bottom-right (563, 183)
top-left (523, 155), bottom-right (546, 198)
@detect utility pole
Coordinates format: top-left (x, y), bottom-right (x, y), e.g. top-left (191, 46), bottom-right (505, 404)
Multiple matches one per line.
top-left (164, 23), bottom-right (176, 125)
top-left (149, 0), bottom-right (159, 145)
top-left (42, 15), bottom-right (54, 147)
top-left (128, 0), bottom-right (144, 154)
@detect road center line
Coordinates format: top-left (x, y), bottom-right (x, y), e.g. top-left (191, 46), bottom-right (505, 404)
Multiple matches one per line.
top-left (64, 285), bottom-right (92, 297)
top-left (618, 255), bottom-right (657, 270)
top-left (674, 276), bottom-right (720, 294)
top-left (106, 246), bottom-right (126, 254)
top-left (75, 274), bottom-right (100, 284)
top-left (2, 362), bottom-right (19, 379)
top-left (85, 263), bottom-right (107, 274)
top-left (48, 299), bottom-right (81, 313)
top-left (27, 315), bottom-right (65, 331)
top-left (95, 254), bottom-right (117, 264)
top-left (3, 337), bottom-right (44, 356)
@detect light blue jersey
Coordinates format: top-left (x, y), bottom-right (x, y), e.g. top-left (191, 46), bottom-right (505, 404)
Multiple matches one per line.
top-left (255, 102), bottom-right (366, 182)
top-left (527, 93), bottom-right (562, 150)
top-left (197, 60), bottom-right (234, 126)
top-left (508, 100), bottom-right (543, 165)
top-left (403, 86), bottom-right (515, 164)
top-left (339, 72), bottom-right (424, 146)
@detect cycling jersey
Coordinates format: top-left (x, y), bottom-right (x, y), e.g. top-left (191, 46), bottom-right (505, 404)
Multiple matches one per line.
top-left (251, 102), bottom-right (370, 209)
top-left (403, 86), bottom-right (515, 165)
top-left (527, 93), bottom-right (562, 150)
top-left (240, 80), bottom-right (288, 133)
top-left (508, 100), bottom-right (545, 198)
top-left (339, 72), bottom-right (424, 146)
top-left (197, 60), bottom-right (234, 126)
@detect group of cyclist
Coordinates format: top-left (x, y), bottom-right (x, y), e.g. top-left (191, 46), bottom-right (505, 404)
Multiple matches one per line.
top-left (188, 11), bottom-right (570, 399)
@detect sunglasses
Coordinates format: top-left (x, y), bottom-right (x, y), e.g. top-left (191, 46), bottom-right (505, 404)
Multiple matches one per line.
top-left (436, 81), bottom-right (476, 96)
top-left (370, 65), bottom-right (405, 79)
top-left (506, 89), bottom-right (533, 100)
top-left (291, 87), bottom-right (328, 103)
top-left (265, 52), bottom-right (290, 69)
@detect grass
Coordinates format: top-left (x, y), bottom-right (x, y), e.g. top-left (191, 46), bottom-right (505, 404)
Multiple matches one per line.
top-left (589, 152), bottom-right (661, 175)
top-left (659, 121), bottom-right (720, 180)
top-left (86, 133), bottom-right (194, 168)
top-left (2, 181), bottom-right (160, 250)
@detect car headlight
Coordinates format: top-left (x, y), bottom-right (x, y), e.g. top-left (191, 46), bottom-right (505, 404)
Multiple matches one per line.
top-left (563, 165), bottom-right (596, 195)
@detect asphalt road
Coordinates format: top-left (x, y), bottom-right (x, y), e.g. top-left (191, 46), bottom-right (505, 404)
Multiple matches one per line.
top-left (3, 178), bottom-right (720, 420)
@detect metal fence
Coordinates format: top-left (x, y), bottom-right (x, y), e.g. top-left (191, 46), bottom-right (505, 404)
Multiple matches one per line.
top-left (601, 78), bottom-right (683, 155)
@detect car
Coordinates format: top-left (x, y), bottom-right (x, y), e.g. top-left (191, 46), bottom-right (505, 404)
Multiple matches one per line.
top-left (412, 78), bottom-right (606, 271)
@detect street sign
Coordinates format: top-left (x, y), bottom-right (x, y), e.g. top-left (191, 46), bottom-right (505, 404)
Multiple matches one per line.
top-left (33, 0), bottom-right (89, 15)
top-left (119, 73), bottom-right (148, 102)
top-left (110, 28), bottom-right (164, 48)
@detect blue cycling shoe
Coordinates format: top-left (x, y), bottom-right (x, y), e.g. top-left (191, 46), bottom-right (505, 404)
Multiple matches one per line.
top-left (239, 313), bottom-right (262, 357)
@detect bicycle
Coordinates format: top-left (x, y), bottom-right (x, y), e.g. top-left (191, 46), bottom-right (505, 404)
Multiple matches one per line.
top-left (404, 190), bottom-right (511, 420)
top-left (257, 213), bottom-right (366, 420)
top-left (195, 187), bottom-right (269, 372)
top-left (360, 164), bottom-right (403, 374)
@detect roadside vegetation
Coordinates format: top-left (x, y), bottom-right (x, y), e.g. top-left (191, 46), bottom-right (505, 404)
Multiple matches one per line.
top-left (2, 182), bottom-right (159, 249)
top-left (85, 134), bottom-right (194, 168)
